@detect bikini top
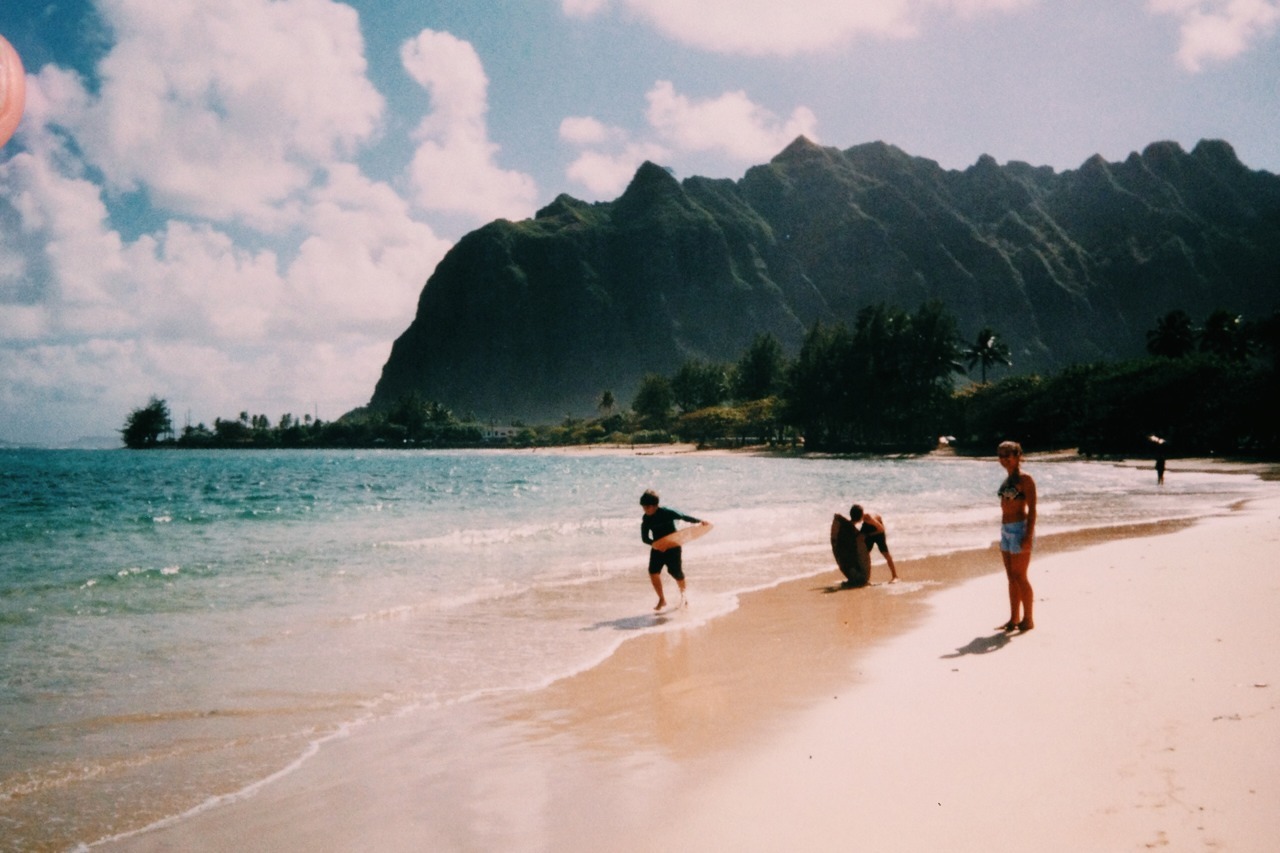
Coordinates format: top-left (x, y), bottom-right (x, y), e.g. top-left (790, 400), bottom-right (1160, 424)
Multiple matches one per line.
top-left (997, 475), bottom-right (1025, 501)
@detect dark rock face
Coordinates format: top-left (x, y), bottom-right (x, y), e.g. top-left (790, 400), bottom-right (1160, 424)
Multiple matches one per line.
top-left (370, 137), bottom-right (1280, 420)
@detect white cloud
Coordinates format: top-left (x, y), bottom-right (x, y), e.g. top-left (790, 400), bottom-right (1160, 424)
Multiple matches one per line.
top-left (0, 138), bottom-right (447, 442)
top-left (0, 146), bottom-right (135, 338)
top-left (937, 0), bottom-right (1032, 14)
top-left (70, 0), bottom-right (384, 231)
top-left (561, 0), bottom-right (1033, 55)
top-left (561, 0), bottom-right (610, 17)
top-left (282, 164), bottom-right (450, 338)
top-left (560, 81), bottom-right (816, 196)
top-left (401, 29), bottom-right (538, 222)
top-left (645, 81), bottom-right (818, 161)
top-left (565, 142), bottom-right (670, 195)
top-left (559, 115), bottom-right (625, 146)
top-left (1148, 0), bottom-right (1280, 71)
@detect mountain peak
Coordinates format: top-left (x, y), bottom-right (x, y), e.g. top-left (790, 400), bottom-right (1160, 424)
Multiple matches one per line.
top-left (773, 135), bottom-right (834, 164)
top-left (1191, 138), bottom-right (1244, 172)
top-left (971, 153), bottom-right (1001, 172)
top-left (611, 161), bottom-right (687, 221)
top-left (628, 160), bottom-right (679, 187)
top-left (535, 193), bottom-right (594, 222)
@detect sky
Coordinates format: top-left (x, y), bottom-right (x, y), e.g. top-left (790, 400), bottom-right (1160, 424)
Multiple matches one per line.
top-left (0, 0), bottom-right (1277, 446)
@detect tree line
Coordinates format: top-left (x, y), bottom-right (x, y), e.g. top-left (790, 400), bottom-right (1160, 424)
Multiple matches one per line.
top-left (119, 397), bottom-right (485, 450)
top-left (616, 303), bottom-right (1277, 455)
top-left (122, 303), bottom-right (1279, 457)
top-left (959, 309), bottom-right (1279, 456)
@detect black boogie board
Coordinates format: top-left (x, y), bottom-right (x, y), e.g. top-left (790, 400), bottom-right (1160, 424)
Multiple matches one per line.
top-left (830, 514), bottom-right (870, 587)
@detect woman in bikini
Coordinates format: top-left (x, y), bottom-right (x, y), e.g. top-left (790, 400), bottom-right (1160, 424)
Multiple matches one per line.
top-left (997, 440), bottom-right (1037, 632)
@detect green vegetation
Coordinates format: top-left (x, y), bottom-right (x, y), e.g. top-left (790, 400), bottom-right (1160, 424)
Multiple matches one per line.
top-left (783, 302), bottom-right (967, 451)
top-left (958, 309), bottom-right (1278, 456)
top-left (122, 304), bottom-right (1280, 457)
top-left (120, 396), bottom-right (174, 448)
top-left (121, 398), bottom-right (485, 449)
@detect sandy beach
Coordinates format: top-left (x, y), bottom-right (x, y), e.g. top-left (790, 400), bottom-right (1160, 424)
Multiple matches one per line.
top-left (111, 484), bottom-right (1280, 852)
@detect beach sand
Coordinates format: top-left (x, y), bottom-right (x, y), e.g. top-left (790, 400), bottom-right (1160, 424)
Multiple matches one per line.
top-left (112, 492), bottom-right (1280, 852)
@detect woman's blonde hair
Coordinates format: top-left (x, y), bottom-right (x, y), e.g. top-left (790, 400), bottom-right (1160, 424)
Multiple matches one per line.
top-left (997, 440), bottom-right (1022, 457)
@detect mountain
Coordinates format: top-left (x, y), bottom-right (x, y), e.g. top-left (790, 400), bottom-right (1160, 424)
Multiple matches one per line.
top-left (370, 137), bottom-right (1280, 421)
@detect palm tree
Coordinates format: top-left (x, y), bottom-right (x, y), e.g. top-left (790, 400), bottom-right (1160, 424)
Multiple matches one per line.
top-left (1199, 309), bottom-right (1250, 361)
top-left (965, 327), bottom-right (1012, 383)
top-left (597, 390), bottom-right (616, 417)
top-left (1146, 309), bottom-right (1195, 358)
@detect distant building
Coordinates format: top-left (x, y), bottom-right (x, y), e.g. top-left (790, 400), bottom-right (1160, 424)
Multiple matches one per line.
top-left (481, 425), bottom-right (520, 443)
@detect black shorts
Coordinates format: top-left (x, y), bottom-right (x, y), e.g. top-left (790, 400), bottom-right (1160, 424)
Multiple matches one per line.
top-left (648, 546), bottom-right (684, 581)
top-left (864, 530), bottom-right (889, 554)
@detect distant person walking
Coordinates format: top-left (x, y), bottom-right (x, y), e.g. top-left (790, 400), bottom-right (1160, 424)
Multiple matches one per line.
top-left (996, 441), bottom-right (1037, 632)
top-left (639, 489), bottom-right (706, 611)
top-left (848, 504), bottom-right (899, 583)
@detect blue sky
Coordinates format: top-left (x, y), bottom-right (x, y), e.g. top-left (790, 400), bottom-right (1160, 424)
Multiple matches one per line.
top-left (0, 0), bottom-right (1277, 445)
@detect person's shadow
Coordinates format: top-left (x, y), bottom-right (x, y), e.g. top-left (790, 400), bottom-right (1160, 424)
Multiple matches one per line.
top-left (818, 581), bottom-right (869, 594)
top-left (941, 632), bottom-right (1012, 658)
top-left (583, 613), bottom-right (670, 631)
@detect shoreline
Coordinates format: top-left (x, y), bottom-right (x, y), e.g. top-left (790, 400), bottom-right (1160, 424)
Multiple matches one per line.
top-left (527, 440), bottom-right (1280, 477)
top-left (108, 487), bottom-right (1280, 851)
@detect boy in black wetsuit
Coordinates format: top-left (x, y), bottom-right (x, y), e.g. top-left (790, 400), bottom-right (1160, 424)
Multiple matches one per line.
top-left (640, 489), bottom-right (703, 611)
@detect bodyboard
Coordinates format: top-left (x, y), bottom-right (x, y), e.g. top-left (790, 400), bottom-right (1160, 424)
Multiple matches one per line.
top-left (652, 522), bottom-right (713, 552)
top-left (830, 514), bottom-right (870, 587)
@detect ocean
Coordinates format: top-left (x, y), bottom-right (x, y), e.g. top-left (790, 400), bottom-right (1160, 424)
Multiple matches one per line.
top-left (0, 447), bottom-right (1269, 850)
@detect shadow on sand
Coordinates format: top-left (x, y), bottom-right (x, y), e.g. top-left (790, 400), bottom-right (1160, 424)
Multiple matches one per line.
top-left (941, 632), bottom-right (1013, 658)
top-left (583, 613), bottom-right (671, 631)
top-left (817, 581), bottom-right (871, 594)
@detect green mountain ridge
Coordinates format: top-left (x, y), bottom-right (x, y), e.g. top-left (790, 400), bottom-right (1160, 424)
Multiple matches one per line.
top-left (370, 136), bottom-right (1280, 421)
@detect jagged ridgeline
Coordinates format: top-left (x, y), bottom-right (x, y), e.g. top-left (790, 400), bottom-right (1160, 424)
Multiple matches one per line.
top-left (370, 136), bottom-right (1280, 421)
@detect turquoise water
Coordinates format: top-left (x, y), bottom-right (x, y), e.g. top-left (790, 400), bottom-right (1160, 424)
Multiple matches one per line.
top-left (0, 448), bottom-right (1268, 849)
